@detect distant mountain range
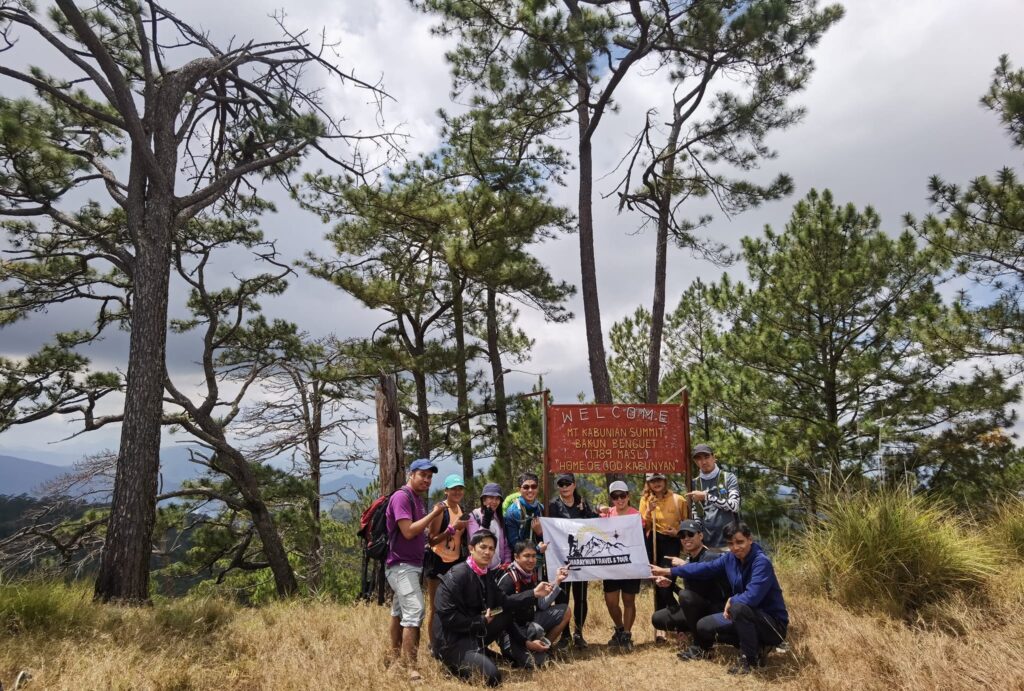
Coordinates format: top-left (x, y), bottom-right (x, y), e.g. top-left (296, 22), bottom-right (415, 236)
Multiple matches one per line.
top-left (0, 449), bottom-right (376, 505)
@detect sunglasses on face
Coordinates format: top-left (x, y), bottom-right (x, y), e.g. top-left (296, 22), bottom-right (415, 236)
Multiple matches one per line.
top-left (521, 484), bottom-right (538, 490)
top-left (681, 531), bottom-right (698, 538)
top-left (557, 480), bottom-right (574, 488)
top-left (610, 492), bottom-right (628, 500)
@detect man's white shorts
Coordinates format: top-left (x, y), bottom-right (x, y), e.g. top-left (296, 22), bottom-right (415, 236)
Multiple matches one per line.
top-left (386, 563), bottom-right (425, 628)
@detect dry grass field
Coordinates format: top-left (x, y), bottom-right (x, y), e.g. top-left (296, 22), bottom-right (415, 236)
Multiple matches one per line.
top-left (3, 570), bottom-right (1024, 691)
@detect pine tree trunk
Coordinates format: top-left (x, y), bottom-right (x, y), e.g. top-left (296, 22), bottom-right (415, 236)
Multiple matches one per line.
top-left (486, 289), bottom-right (510, 484)
top-left (94, 153), bottom-right (170, 603)
top-left (646, 119), bottom-right (682, 405)
top-left (452, 276), bottom-right (474, 498)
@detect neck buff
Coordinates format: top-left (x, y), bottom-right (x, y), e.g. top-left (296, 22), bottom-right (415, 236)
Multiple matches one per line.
top-left (699, 465), bottom-right (721, 481)
top-left (467, 555), bottom-right (488, 576)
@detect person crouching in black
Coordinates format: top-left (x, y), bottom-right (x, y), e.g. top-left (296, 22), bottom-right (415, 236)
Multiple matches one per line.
top-left (651, 519), bottom-right (730, 653)
top-left (432, 529), bottom-right (554, 687)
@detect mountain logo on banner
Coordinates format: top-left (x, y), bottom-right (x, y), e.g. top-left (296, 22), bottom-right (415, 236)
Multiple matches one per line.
top-left (565, 527), bottom-right (632, 570)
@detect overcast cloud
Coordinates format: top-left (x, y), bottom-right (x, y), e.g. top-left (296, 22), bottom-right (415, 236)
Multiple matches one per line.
top-left (2, 0), bottom-right (1024, 464)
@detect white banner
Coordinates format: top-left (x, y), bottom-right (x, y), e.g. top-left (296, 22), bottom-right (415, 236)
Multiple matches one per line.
top-left (539, 515), bottom-right (650, 582)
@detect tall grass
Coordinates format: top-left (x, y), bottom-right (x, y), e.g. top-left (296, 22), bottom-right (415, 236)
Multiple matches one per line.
top-left (801, 490), bottom-right (999, 618)
top-left (0, 581), bottom-right (96, 635)
top-left (988, 497), bottom-right (1024, 561)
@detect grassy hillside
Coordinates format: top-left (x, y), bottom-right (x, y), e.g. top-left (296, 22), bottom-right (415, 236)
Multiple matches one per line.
top-left (3, 571), bottom-right (1023, 691)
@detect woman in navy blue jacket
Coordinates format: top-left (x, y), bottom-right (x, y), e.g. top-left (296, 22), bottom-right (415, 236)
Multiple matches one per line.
top-left (651, 522), bottom-right (787, 675)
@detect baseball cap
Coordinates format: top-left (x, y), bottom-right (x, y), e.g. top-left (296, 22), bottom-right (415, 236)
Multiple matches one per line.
top-left (409, 458), bottom-right (438, 473)
top-left (608, 480), bottom-right (629, 494)
top-left (692, 444), bottom-right (714, 457)
top-left (678, 519), bottom-right (702, 535)
top-left (645, 472), bottom-right (667, 481)
top-left (443, 474), bottom-right (465, 489)
top-left (556, 473), bottom-right (575, 484)
top-left (481, 483), bottom-right (503, 498)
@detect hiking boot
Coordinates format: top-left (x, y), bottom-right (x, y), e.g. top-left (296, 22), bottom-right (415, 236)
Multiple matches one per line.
top-left (572, 632), bottom-right (588, 649)
top-left (607, 627), bottom-right (624, 646)
top-left (677, 645), bottom-right (711, 662)
top-left (728, 654), bottom-right (758, 675)
top-left (619, 631), bottom-right (634, 651)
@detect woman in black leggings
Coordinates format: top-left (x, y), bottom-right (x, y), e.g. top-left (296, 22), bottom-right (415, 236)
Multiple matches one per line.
top-left (432, 530), bottom-right (553, 686)
top-left (546, 472), bottom-right (598, 647)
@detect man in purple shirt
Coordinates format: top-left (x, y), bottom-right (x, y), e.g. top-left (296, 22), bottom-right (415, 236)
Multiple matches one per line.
top-left (386, 457), bottom-right (445, 681)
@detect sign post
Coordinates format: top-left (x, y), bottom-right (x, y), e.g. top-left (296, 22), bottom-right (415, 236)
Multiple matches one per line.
top-left (545, 403), bottom-right (689, 476)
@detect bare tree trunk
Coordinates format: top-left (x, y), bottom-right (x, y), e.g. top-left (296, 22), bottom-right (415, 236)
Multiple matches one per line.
top-left (94, 154), bottom-right (170, 603)
top-left (377, 374), bottom-right (406, 495)
top-left (485, 289), bottom-right (510, 485)
top-left (452, 276), bottom-right (474, 499)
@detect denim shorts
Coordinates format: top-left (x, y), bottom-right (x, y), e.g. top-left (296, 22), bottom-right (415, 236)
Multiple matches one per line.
top-left (386, 563), bottom-right (425, 628)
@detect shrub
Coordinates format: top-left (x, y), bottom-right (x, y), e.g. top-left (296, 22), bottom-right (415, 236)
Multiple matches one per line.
top-left (801, 490), bottom-right (999, 618)
top-left (988, 497), bottom-right (1024, 561)
top-left (0, 581), bottom-right (97, 634)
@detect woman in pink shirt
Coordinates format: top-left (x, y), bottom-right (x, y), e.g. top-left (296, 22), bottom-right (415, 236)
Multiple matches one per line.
top-left (598, 480), bottom-right (641, 650)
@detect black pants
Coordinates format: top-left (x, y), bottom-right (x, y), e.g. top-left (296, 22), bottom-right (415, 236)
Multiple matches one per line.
top-left (695, 603), bottom-right (787, 662)
top-left (646, 532), bottom-right (682, 612)
top-left (651, 590), bottom-right (722, 637)
top-left (555, 581), bottom-right (587, 634)
top-left (433, 611), bottom-right (521, 687)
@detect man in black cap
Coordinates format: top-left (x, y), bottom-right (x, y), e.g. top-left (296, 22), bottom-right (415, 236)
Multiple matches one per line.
top-left (547, 472), bottom-right (598, 648)
top-left (651, 519), bottom-right (731, 654)
top-left (686, 444), bottom-right (740, 550)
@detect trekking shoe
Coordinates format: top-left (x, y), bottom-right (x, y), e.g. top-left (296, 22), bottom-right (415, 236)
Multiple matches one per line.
top-left (607, 627), bottom-right (624, 646)
top-left (572, 632), bottom-right (589, 649)
top-left (728, 654), bottom-right (758, 675)
top-left (677, 645), bottom-right (711, 662)
top-left (619, 631), bottom-right (634, 651)
top-left (553, 634), bottom-right (572, 654)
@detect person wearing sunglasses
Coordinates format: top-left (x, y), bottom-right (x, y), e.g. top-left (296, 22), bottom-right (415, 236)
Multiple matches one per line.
top-left (504, 472), bottom-right (546, 554)
top-left (597, 480), bottom-right (641, 650)
top-left (546, 472), bottom-right (598, 648)
top-left (650, 519), bottom-right (730, 653)
top-left (638, 472), bottom-right (687, 642)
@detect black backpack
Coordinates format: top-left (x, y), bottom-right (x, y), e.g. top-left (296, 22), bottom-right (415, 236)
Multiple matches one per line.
top-left (359, 486), bottom-right (416, 561)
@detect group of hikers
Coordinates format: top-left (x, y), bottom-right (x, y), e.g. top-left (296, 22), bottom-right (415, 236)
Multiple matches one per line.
top-left (383, 445), bottom-right (788, 686)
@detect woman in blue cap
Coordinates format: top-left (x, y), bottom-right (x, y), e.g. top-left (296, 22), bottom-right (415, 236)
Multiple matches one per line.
top-left (425, 474), bottom-right (470, 646)
top-left (467, 482), bottom-right (512, 567)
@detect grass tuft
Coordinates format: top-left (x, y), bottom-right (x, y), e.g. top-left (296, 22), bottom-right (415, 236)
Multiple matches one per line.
top-left (801, 490), bottom-right (999, 618)
top-left (988, 496), bottom-right (1024, 561)
top-left (0, 581), bottom-right (96, 635)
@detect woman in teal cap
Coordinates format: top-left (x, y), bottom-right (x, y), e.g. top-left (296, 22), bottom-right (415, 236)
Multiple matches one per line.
top-left (425, 473), bottom-right (469, 646)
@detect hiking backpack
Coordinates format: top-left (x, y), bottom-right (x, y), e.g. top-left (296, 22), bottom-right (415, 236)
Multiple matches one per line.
top-left (358, 486), bottom-right (415, 561)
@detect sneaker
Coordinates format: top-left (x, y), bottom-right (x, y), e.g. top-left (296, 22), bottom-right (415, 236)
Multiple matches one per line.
top-left (677, 645), bottom-right (711, 662)
top-left (619, 631), bottom-right (634, 651)
top-left (728, 654), bottom-right (758, 675)
top-left (607, 627), bottom-right (624, 646)
top-left (573, 632), bottom-right (588, 649)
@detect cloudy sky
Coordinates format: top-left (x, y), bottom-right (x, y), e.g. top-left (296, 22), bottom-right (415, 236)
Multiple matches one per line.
top-left (2, 0), bottom-right (1024, 465)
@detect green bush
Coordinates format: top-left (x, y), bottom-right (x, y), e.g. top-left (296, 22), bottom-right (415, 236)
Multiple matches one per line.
top-left (988, 497), bottom-right (1024, 561)
top-left (802, 490), bottom-right (999, 618)
top-left (0, 581), bottom-right (97, 634)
